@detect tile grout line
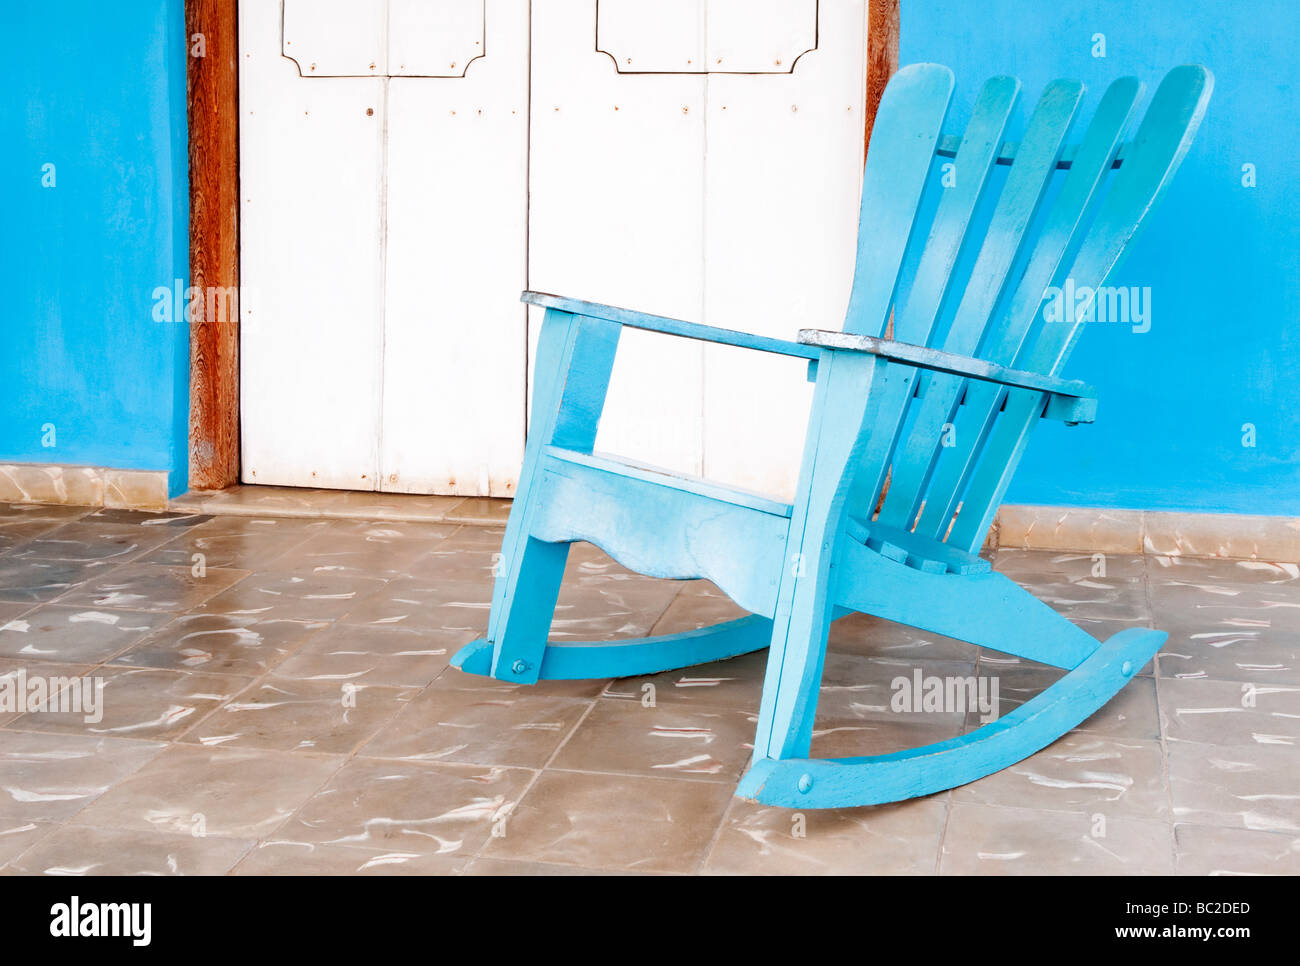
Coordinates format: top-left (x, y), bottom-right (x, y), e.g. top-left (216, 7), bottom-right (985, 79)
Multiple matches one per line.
top-left (463, 693), bottom-right (605, 873)
top-left (1144, 550), bottom-right (1182, 872)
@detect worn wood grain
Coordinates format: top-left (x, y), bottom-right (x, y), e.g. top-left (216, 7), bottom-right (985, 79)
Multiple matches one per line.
top-left (863, 0), bottom-right (899, 161)
top-left (186, 0), bottom-right (240, 489)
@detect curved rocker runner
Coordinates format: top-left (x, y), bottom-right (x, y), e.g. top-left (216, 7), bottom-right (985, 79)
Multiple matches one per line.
top-left (451, 63), bottom-right (1213, 809)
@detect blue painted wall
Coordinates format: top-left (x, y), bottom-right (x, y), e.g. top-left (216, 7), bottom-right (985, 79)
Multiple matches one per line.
top-left (2, 1), bottom-right (190, 496)
top-left (904, 0), bottom-right (1299, 516)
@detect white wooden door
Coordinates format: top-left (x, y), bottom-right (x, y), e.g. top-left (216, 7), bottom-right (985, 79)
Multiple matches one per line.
top-left (240, 0), bottom-right (527, 496)
top-left (241, 0), bottom-right (867, 502)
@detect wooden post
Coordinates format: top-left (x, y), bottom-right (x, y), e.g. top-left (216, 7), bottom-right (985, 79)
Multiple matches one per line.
top-left (186, 0), bottom-right (240, 489)
top-left (864, 0), bottom-right (900, 160)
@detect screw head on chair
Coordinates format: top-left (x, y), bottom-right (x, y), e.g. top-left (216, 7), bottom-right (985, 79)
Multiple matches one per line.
top-left (511, 660), bottom-right (530, 675)
top-left (797, 773), bottom-right (813, 794)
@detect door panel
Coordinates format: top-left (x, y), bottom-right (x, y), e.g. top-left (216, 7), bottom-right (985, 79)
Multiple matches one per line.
top-left (530, 0), bottom-right (707, 478)
top-left (240, 0), bottom-right (387, 489)
top-left (380, 2), bottom-right (528, 496)
top-left (241, 0), bottom-right (526, 494)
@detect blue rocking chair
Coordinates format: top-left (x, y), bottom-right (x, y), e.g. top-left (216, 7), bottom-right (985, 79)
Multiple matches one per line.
top-left (452, 64), bottom-right (1212, 808)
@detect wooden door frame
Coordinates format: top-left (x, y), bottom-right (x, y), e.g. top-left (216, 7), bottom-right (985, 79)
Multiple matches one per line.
top-left (187, 0), bottom-right (240, 489)
top-left (183, 0), bottom-right (899, 491)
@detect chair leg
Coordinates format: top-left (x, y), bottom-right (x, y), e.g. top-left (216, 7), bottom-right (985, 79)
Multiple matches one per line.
top-left (752, 571), bottom-right (838, 762)
top-left (478, 307), bottom-right (620, 685)
top-left (751, 349), bottom-right (883, 764)
top-left (485, 535), bottom-right (571, 684)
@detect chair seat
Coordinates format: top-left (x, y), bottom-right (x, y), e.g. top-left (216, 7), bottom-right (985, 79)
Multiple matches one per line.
top-left (545, 446), bottom-right (794, 518)
top-left (845, 517), bottom-right (991, 575)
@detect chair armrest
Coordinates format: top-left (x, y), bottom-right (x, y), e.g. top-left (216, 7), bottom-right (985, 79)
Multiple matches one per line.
top-left (524, 291), bottom-right (821, 360)
top-left (798, 329), bottom-right (1098, 424)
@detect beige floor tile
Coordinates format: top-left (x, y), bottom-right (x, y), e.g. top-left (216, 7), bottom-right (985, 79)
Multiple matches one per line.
top-left (279, 758), bottom-right (531, 856)
top-left (951, 732), bottom-right (1169, 821)
top-left (1159, 676), bottom-right (1300, 748)
top-left (482, 770), bottom-right (733, 873)
top-left (272, 622), bottom-right (466, 689)
top-left (176, 485), bottom-right (464, 522)
top-left (465, 856), bottom-right (638, 875)
top-left (57, 564), bottom-right (249, 613)
top-left (0, 658), bottom-right (96, 726)
top-left (233, 840), bottom-right (468, 875)
top-left (110, 613), bottom-right (329, 676)
top-left (1174, 824), bottom-right (1300, 874)
top-left (443, 498), bottom-right (511, 525)
top-left (360, 687), bottom-right (590, 767)
top-left (0, 603), bottom-right (34, 624)
top-left (548, 583), bottom-right (682, 642)
top-left (404, 546), bottom-right (500, 582)
top-left (706, 797), bottom-right (946, 875)
top-left (340, 577), bottom-right (492, 634)
top-left (564, 543), bottom-right (664, 587)
top-left (602, 649), bottom-right (767, 711)
top-left (433, 526), bottom-right (506, 551)
top-left (643, 583), bottom-right (750, 636)
top-left (1003, 573), bottom-right (1152, 622)
top-left (1074, 675), bottom-right (1162, 740)
top-left (809, 651), bottom-right (971, 758)
top-left (1167, 740), bottom-right (1300, 832)
top-left (812, 715), bottom-right (966, 759)
top-left (0, 558), bottom-right (123, 605)
top-left (176, 515), bottom-right (333, 539)
top-left (81, 508), bottom-right (207, 528)
top-left (550, 700), bottom-right (756, 782)
top-left (1147, 555), bottom-right (1300, 586)
top-left (5, 824), bottom-right (254, 875)
top-left (940, 803), bottom-right (1174, 875)
top-left (0, 504), bottom-right (90, 550)
top-left (258, 521), bottom-right (458, 577)
top-left (1152, 580), bottom-right (1300, 685)
top-left (182, 676), bottom-right (415, 755)
top-left (0, 732), bottom-right (165, 823)
top-left (198, 571), bottom-right (387, 622)
top-left (136, 526), bottom-right (316, 571)
top-left (0, 605), bottom-right (168, 664)
top-left (829, 611), bottom-right (981, 664)
top-left (994, 549), bottom-right (1147, 580)
top-left (0, 819), bottom-right (54, 866)
top-left (320, 490), bottom-right (467, 522)
top-left (8, 666), bottom-right (252, 741)
top-left (9, 521), bottom-right (180, 564)
top-left (1151, 577), bottom-right (1300, 624)
top-left (72, 744), bottom-right (342, 837)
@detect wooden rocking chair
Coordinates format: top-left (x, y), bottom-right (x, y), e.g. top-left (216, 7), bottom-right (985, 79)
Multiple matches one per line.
top-left (452, 64), bottom-right (1212, 808)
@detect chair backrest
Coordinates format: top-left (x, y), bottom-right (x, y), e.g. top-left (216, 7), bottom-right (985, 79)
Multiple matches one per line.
top-left (842, 63), bottom-right (1212, 552)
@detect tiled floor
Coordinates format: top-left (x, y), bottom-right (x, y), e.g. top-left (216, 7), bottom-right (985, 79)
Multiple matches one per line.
top-left (0, 500), bottom-right (1297, 875)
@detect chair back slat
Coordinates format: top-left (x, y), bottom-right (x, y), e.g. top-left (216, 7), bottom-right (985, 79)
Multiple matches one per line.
top-left (900, 76), bottom-right (1144, 538)
top-left (842, 63), bottom-right (954, 337)
top-left (876, 79), bottom-right (1090, 530)
top-left (944, 66), bottom-right (1214, 551)
top-left (891, 76), bottom-right (1021, 346)
top-left (842, 76), bottom-right (1022, 516)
